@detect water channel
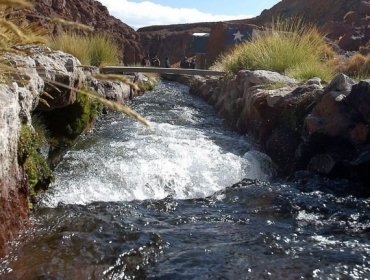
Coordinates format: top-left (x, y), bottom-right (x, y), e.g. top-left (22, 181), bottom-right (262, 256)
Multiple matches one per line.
top-left (1, 81), bottom-right (369, 279)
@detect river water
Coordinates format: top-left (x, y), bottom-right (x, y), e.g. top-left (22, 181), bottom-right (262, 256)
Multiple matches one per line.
top-left (1, 81), bottom-right (370, 279)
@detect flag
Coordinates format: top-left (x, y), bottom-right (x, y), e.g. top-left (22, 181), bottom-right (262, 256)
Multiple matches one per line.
top-left (226, 26), bottom-right (253, 45)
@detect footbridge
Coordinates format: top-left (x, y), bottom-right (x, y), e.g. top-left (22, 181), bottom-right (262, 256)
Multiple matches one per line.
top-left (101, 66), bottom-right (225, 76)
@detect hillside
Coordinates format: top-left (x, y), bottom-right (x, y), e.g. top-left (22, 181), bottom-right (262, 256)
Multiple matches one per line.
top-left (249, 0), bottom-right (369, 51)
top-left (29, 0), bottom-right (144, 65)
top-left (137, 0), bottom-right (369, 67)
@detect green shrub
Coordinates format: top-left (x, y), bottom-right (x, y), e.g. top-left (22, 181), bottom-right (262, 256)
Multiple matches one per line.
top-left (49, 32), bottom-right (119, 66)
top-left (214, 18), bottom-right (336, 82)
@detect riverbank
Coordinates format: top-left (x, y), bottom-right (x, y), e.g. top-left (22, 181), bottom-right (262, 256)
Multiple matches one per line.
top-left (0, 45), bottom-right (156, 257)
top-left (187, 71), bottom-right (370, 195)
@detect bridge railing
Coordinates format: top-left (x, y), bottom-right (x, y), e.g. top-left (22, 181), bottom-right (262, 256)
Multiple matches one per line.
top-left (101, 66), bottom-right (225, 76)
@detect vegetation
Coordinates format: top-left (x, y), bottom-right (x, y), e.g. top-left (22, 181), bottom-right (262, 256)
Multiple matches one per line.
top-left (18, 124), bottom-right (54, 206)
top-left (49, 32), bottom-right (120, 66)
top-left (42, 90), bottom-right (103, 142)
top-left (335, 53), bottom-right (370, 80)
top-left (213, 18), bottom-right (336, 82)
top-left (139, 72), bottom-right (160, 91)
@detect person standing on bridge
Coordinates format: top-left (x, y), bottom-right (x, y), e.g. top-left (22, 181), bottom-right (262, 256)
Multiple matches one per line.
top-left (180, 56), bottom-right (189, 68)
top-left (165, 57), bottom-right (171, 68)
top-left (151, 55), bottom-right (160, 67)
top-left (141, 54), bottom-right (151, 66)
top-left (190, 58), bottom-right (196, 69)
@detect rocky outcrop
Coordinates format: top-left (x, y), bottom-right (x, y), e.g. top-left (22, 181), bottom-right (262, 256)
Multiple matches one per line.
top-left (190, 71), bottom-right (370, 194)
top-left (299, 75), bottom-right (370, 188)
top-left (28, 0), bottom-right (144, 64)
top-left (0, 84), bottom-right (29, 258)
top-left (0, 45), bottom-right (148, 257)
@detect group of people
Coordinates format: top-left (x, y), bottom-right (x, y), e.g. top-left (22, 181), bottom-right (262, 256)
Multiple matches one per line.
top-left (141, 54), bottom-right (171, 68)
top-left (180, 57), bottom-right (196, 69)
top-left (141, 54), bottom-right (196, 69)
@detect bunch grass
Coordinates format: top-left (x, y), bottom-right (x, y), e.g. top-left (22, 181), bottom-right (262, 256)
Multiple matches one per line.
top-left (49, 32), bottom-right (119, 66)
top-left (214, 18), bottom-right (336, 82)
top-left (336, 53), bottom-right (370, 80)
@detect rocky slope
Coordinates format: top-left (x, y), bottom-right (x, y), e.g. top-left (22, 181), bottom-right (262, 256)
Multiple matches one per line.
top-left (28, 0), bottom-right (144, 64)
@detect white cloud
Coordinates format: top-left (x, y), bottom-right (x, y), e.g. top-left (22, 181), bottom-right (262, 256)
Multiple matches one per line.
top-left (96, 0), bottom-right (253, 30)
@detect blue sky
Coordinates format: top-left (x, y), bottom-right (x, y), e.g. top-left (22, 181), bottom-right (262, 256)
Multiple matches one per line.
top-left (97, 0), bottom-right (281, 29)
top-left (129, 0), bottom-right (280, 16)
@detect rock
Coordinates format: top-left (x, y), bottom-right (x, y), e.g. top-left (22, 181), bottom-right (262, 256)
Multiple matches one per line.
top-left (3, 46), bottom-right (84, 111)
top-left (298, 76), bottom-right (370, 191)
top-left (306, 77), bottom-right (322, 87)
top-left (0, 84), bottom-right (28, 257)
top-left (238, 70), bottom-right (298, 88)
top-left (307, 153), bottom-right (336, 174)
top-left (325, 73), bottom-right (356, 94)
top-left (346, 81), bottom-right (370, 123)
top-left (191, 70), bottom-right (316, 173)
top-left (305, 74), bottom-right (356, 137)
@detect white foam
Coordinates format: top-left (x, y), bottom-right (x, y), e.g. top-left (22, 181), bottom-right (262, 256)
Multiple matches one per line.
top-left (41, 107), bottom-right (273, 207)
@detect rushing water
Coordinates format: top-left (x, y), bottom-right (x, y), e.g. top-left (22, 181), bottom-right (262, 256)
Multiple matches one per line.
top-left (1, 81), bottom-right (370, 279)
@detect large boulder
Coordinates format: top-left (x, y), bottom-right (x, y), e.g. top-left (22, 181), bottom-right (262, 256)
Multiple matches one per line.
top-left (3, 46), bottom-right (84, 111)
top-left (299, 74), bottom-right (370, 190)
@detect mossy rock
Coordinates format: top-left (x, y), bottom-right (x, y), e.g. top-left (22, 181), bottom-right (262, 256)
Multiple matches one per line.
top-left (18, 124), bottom-right (54, 206)
top-left (41, 92), bottom-right (103, 143)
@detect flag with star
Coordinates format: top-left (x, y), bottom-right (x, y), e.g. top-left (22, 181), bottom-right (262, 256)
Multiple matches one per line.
top-left (226, 26), bottom-right (253, 45)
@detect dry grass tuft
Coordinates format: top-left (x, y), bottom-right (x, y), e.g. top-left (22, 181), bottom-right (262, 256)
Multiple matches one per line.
top-left (339, 53), bottom-right (370, 80)
top-left (0, 0), bottom-right (32, 8)
top-left (50, 17), bottom-right (94, 32)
